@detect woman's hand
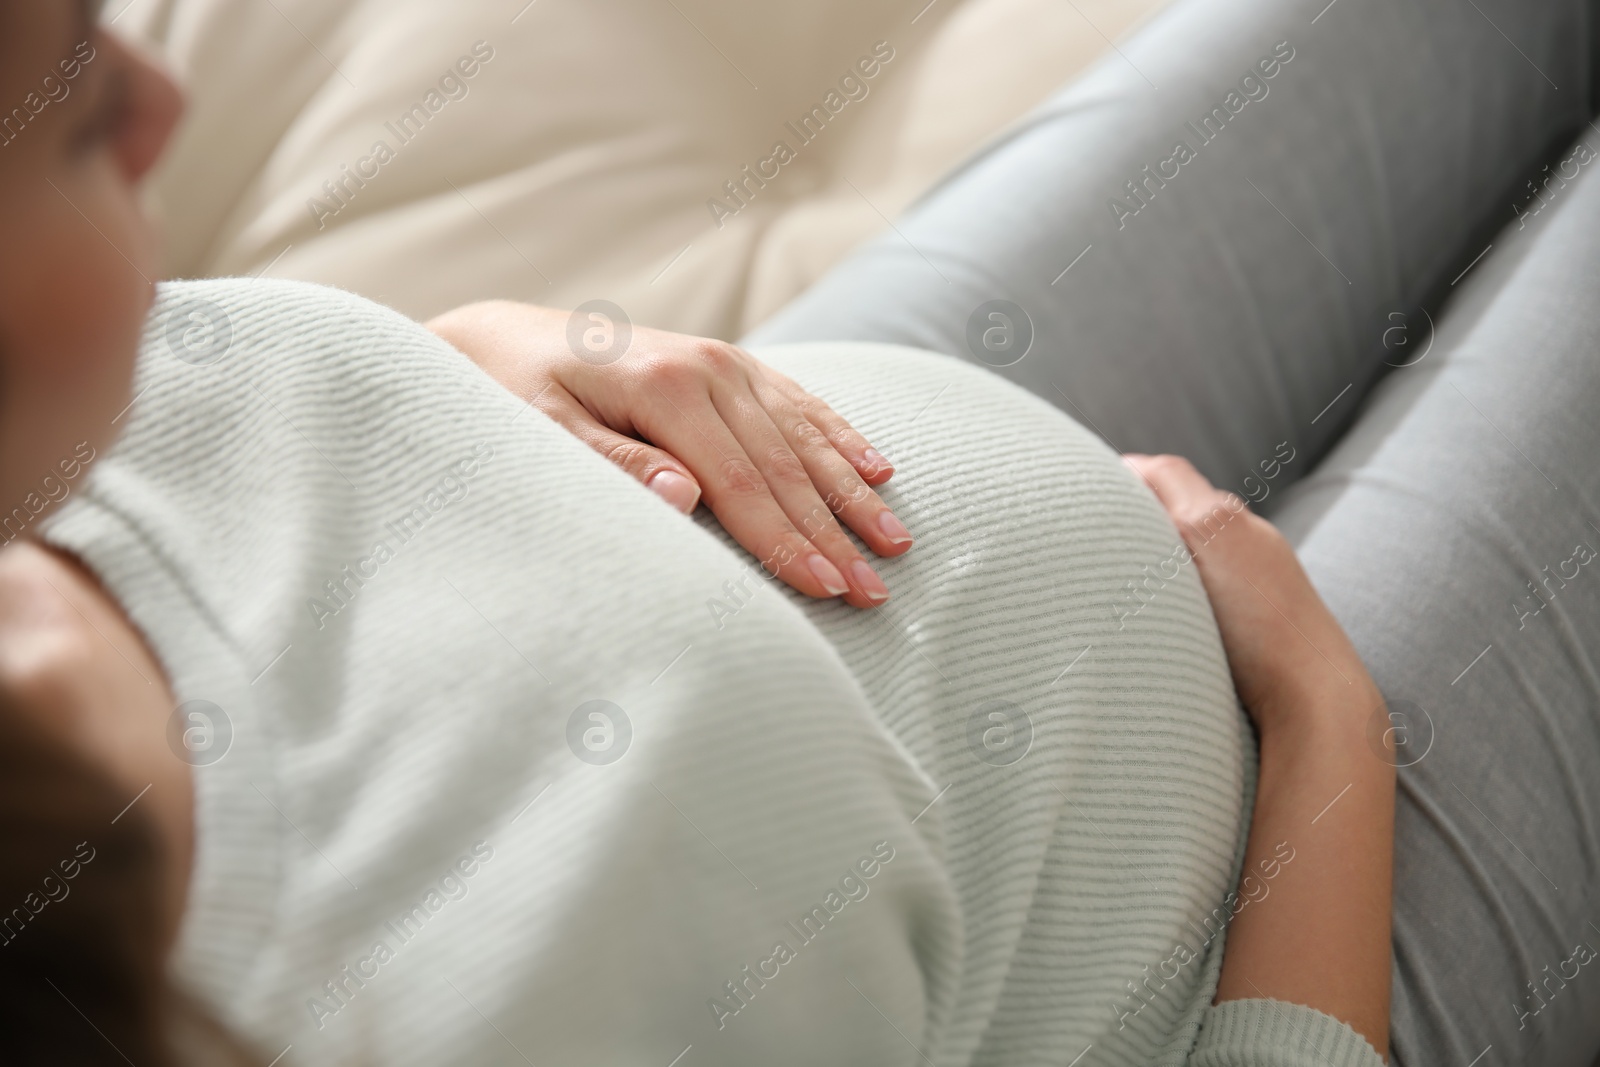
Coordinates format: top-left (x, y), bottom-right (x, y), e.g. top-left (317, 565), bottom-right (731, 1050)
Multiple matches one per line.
top-left (1123, 454), bottom-right (1394, 1057)
top-left (427, 301), bottom-right (912, 609)
top-left (1120, 453), bottom-right (1381, 733)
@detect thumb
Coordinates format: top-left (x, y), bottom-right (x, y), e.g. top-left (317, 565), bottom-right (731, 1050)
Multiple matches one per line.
top-left (590, 427), bottom-right (702, 513)
top-left (639, 459), bottom-right (701, 514)
top-left (541, 392), bottom-right (701, 513)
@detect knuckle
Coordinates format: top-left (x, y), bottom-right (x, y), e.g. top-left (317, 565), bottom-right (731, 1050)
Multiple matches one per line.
top-left (602, 438), bottom-right (654, 474)
top-left (795, 394), bottom-right (833, 422)
top-left (1179, 493), bottom-right (1247, 545)
top-left (790, 418), bottom-right (829, 451)
top-left (694, 339), bottom-right (742, 376)
top-left (761, 444), bottom-right (810, 484)
top-left (803, 404), bottom-right (856, 444)
top-left (827, 425), bottom-right (862, 453)
top-left (813, 528), bottom-right (856, 557)
top-left (716, 456), bottom-right (767, 497)
top-left (640, 356), bottom-right (701, 394)
top-left (768, 367), bottom-right (803, 392)
top-left (823, 474), bottom-right (872, 513)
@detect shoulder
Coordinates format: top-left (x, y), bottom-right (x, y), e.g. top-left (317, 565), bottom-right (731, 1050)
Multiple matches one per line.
top-left (142, 278), bottom-right (490, 422)
top-left (0, 540), bottom-right (171, 739)
top-left (0, 542), bottom-right (194, 944)
top-left (149, 277), bottom-right (453, 364)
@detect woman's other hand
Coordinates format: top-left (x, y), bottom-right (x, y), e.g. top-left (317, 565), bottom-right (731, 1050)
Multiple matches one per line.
top-left (1121, 454), bottom-right (1395, 1054)
top-left (427, 301), bottom-right (911, 608)
top-left (1120, 453), bottom-right (1381, 734)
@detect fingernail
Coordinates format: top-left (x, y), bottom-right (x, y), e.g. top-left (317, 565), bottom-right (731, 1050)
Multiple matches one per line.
top-left (877, 510), bottom-right (913, 546)
top-left (648, 470), bottom-right (699, 513)
top-left (808, 554), bottom-right (850, 596)
top-left (862, 448), bottom-right (893, 477)
top-left (850, 560), bottom-right (890, 603)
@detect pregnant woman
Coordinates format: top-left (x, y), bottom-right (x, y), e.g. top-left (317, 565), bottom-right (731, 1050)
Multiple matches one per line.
top-left (1, 1), bottom-right (1592, 1066)
top-left (0, 5), bottom-right (1391, 1065)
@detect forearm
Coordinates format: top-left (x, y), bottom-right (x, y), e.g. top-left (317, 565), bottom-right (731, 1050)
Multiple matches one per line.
top-left (1214, 687), bottom-right (1395, 1057)
top-left (424, 300), bottom-right (567, 386)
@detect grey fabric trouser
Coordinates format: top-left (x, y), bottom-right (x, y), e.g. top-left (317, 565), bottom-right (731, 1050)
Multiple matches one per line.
top-left (745, 0), bottom-right (1600, 1063)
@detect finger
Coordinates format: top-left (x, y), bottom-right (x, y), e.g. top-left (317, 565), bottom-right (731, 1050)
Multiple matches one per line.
top-left (711, 383), bottom-right (890, 608)
top-left (753, 379), bottom-right (913, 560)
top-left (537, 386), bottom-right (702, 513)
top-left (1124, 453), bottom-right (1217, 514)
top-left (764, 365), bottom-right (894, 485)
top-left (1122, 454), bottom-right (1248, 554)
top-left (637, 383), bottom-right (857, 601)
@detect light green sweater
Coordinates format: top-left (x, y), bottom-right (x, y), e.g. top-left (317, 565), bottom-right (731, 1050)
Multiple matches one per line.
top-left (44, 279), bottom-right (1385, 1067)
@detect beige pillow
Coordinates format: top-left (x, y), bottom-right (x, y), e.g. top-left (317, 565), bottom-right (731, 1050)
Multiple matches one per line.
top-left (123, 0), bottom-right (1168, 339)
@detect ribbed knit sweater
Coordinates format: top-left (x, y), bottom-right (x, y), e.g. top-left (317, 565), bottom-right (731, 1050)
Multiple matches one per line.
top-left (43, 279), bottom-right (1384, 1067)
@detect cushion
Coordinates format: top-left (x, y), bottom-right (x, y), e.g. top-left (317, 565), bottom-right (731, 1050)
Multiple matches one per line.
top-left (120, 0), bottom-right (1170, 338)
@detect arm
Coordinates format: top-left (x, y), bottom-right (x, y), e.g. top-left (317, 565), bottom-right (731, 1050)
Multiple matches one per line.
top-left (0, 540), bottom-right (191, 948)
top-left (1124, 454), bottom-right (1394, 1059)
top-left (1215, 692), bottom-right (1394, 1053)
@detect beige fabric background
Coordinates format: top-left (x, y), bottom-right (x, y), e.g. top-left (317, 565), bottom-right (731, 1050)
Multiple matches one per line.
top-left (119, 0), bottom-right (1169, 339)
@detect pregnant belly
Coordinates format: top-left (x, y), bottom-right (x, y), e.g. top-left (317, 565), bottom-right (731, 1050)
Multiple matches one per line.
top-left (727, 342), bottom-right (1254, 1060)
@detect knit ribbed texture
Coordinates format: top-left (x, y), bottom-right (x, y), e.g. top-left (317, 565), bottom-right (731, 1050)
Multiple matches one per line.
top-left (43, 279), bottom-right (1384, 1067)
top-left (1193, 1001), bottom-right (1386, 1066)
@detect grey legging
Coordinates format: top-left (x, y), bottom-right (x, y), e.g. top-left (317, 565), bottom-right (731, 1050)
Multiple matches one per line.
top-left (745, 0), bottom-right (1600, 1063)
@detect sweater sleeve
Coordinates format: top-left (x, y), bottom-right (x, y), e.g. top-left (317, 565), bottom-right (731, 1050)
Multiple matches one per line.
top-left (1191, 999), bottom-right (1387, 1067)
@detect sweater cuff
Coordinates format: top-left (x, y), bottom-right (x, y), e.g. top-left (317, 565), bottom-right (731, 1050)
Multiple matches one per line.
top-left (1191, 999), bottom-right (1387, 1067)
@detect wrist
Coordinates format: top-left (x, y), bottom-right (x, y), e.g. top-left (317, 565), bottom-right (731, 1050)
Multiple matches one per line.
top-left (1255, 675), bottom-right (1385, 752)
top-left (1253, 685), bottom-right (1396, 839)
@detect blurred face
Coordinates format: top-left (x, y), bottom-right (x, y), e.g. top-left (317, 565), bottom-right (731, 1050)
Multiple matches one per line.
top-left (0, 0), bottom-right (182, 516)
